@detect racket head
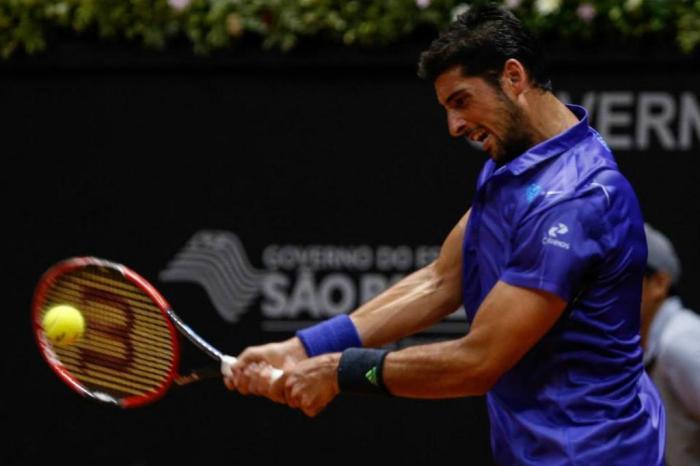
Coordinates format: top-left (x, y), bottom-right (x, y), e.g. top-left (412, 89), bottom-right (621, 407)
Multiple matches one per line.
top-left (32, 257), bottom-right (181, 408)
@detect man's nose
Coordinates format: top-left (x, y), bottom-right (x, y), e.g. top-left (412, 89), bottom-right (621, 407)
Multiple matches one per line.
top-left (447, 112), bottom-right (468, 137)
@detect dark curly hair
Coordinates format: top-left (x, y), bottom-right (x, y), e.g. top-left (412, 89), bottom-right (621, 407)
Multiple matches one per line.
top-left (417, 4), bottom-right (552, 92)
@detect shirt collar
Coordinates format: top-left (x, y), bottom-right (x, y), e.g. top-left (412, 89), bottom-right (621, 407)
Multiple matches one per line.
top-left (481, 104), bottom-right (591, 180)
top-left (644, 296), bottom-right (684, 365)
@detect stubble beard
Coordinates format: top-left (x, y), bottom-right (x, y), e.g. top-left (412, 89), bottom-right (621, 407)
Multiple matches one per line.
top-left (491, 92), bottom-right (536, 165)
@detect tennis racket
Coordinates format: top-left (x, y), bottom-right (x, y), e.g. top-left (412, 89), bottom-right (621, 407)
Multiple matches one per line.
top-left (32, 256), bottom-right (282, 408)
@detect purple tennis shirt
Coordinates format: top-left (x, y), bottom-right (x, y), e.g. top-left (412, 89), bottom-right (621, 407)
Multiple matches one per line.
top-left (462, 105), bottom-right (665, 465)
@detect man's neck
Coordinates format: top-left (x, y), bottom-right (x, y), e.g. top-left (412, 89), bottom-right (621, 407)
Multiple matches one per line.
top-left (520, 90), bottom-right (579, 145)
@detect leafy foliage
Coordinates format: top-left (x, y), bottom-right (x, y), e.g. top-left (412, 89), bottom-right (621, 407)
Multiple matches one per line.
top-left (1, 0), bottom-right (698, 59)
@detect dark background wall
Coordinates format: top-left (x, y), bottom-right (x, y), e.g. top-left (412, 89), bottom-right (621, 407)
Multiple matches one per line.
top-left (4, 43), bottom-right (699, 466)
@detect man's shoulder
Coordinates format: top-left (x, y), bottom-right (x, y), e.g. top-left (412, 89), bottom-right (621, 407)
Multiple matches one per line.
top-left (664, 307), bottom-right (700, 339)
top-left (517, 161), bottom-right (624, 219)
top-left (512, 149), bottom-right (643, 250)
top-left (659, 307), bottom-right (700, 364)
top-left (506, 129), bottom-right (638, 223)
top-left (560, 136), bottom-right (639, 215)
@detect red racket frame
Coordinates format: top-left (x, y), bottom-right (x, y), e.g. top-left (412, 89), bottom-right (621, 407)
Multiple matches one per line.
top-left (32, 257), bottom-right (181, 408)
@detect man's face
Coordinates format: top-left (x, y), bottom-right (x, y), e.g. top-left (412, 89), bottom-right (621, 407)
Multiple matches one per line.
top-left (434, 65), bottom-right (534, 163)
top-left (640, 271), bottom-right (672, 327)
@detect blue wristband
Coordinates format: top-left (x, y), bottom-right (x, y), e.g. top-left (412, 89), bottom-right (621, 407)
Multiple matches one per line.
top-left (296, 314), bottom-right (362, 357)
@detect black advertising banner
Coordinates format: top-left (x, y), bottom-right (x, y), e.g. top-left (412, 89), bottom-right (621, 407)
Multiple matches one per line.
top-left (5, 49), bottom-right (699, 466)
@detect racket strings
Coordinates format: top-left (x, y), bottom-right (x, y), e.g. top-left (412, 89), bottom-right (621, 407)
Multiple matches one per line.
top-left (40, 265), bottom-right (176, 400)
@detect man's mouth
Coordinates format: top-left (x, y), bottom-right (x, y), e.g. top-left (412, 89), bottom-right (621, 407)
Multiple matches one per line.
top-left (467, 127), bottom-right (492, 153)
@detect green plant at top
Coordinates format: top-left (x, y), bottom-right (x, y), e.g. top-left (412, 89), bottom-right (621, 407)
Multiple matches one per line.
top-left (0, 0), bottom-right (698, 60)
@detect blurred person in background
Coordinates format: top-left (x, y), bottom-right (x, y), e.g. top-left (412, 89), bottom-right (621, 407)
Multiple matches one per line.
top-left (642, 223), bottom-right (700, 466)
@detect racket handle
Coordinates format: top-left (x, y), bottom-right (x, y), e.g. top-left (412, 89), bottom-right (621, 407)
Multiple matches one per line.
top-left (220, 355), bottom-right (284, 381)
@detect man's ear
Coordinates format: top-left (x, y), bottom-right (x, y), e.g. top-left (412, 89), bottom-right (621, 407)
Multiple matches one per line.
top-left (501, 58), bottom-right (528, 96)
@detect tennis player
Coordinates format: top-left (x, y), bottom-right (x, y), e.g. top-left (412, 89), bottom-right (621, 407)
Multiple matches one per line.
top-left (225, 5), bottom-right (665, 465)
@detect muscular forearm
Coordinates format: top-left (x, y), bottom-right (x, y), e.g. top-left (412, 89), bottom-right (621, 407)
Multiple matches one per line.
top-left (349, 262), bottom-right (462, 348)
top-left (380, 336), bottom-right (494, 398)
top-left (346, 212), bottom-right (467, 349)
top-left (374, 281), bottom-right (567, 399)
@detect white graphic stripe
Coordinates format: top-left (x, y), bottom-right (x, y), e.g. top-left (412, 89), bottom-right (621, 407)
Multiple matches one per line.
top-left (590, 182), bottom-right (611, 207)
top-left (168, 249), bottom-right (260, 295)
top-left (160, 258), bottom-right (254, 318)
top-left (159, 231), bottom-right (264, 322)
top-left (160, 265), bottom-right (248, 322)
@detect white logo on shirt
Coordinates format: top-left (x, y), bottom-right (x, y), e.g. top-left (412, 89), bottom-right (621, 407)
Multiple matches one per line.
top-left (545, 190), bottom-right (565, 197)
top-left (543, 223), bottom-right (571, 250)
top-left (548, 223), bottom-right (569, 238)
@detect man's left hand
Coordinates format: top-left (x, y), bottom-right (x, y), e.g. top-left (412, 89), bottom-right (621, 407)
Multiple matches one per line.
top-left (283, 353), bottom-right (341, 417)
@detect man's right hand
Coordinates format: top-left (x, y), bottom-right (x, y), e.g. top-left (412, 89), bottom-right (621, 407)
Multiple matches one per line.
top-left (223, 337), bottom-right (307, 398)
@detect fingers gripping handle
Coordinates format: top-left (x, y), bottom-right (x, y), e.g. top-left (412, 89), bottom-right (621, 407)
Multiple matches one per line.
top-left (220, 355), bottom-right (284, 381)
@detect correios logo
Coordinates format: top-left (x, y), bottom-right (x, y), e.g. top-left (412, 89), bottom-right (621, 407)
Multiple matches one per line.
top-left (160, 231), bottom-right (466, 334)
top-left (548, 223), bottom-right (569, 238)
top-left (543, 223), bottom-right (571, 250)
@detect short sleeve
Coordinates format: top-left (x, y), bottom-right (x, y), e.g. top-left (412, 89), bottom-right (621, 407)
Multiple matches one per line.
top-left (501, 195), bottom-right (606, 301)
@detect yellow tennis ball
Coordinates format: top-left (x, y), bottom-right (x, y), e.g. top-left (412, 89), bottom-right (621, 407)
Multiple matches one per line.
top-left (42, 305), bottom-right (85, 347)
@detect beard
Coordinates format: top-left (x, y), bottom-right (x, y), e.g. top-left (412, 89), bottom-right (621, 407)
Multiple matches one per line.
top-left (489, 92), bottom-right (535, 165)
